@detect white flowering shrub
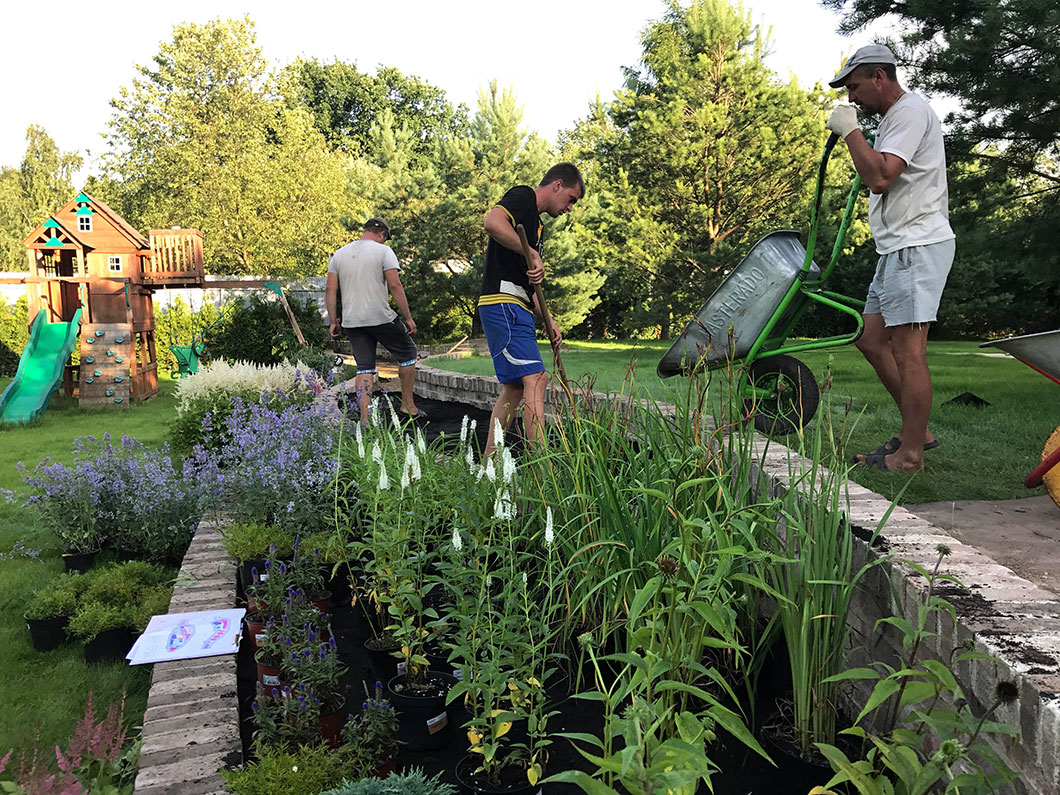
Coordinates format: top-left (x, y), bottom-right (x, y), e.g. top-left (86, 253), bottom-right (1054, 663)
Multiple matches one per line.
top-left (170, 359), bottom-right (327, 457)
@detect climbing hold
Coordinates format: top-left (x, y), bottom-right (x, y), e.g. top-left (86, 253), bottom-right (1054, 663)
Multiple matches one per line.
top-left (94, 330), bottom-right (104, 337)
top-left (106, 350), bottom-right (115, 356)
top-left (115, 337), bottom-right (125, 343)
top-left (105, 390), bottom-right (114, 397)
top-left (85, 357), bottom-right (94, 364)
top-left (93, 370), bottom-right (102, 377)
top-left (114, 376), bottom-right (124, 383)
top-left (85, 377), bottom-right (94, 384)
top-left (114, 397), bottom-right (124, 403)
top-left (115, 356), bottom-right (123, 363)
top-left (86, 337), bottom-right (94, 344)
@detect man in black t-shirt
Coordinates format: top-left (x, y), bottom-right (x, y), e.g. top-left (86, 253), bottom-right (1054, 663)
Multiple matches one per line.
top-left (478, 162), bottom-right (584, 458)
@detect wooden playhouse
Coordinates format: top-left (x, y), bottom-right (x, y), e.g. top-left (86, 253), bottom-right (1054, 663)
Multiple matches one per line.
top-left (18, 192), bottom-right (206, 407)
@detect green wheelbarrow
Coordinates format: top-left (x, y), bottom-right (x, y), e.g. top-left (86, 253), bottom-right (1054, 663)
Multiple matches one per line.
top-left (658, 132), bottom-right (867, 435)
top-left (169, 341), bottom-right (208, 378)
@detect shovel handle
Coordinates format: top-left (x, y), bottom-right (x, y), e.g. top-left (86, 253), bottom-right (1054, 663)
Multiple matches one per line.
top-left (515, 224), bottom-right (568, 387)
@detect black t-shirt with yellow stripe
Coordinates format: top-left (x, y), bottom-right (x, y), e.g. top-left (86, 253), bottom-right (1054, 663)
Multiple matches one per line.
top-left (478, 185), bottom-right (543, 312)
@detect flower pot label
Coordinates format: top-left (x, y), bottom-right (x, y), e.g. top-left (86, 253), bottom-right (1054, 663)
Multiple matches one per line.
top-left (452, 668), bottom-right (463, 681)
top-left (263, 673), bottom-right (281, 686)
top-left (258, 573), bottom-right (269, 581)
top-left (397, 661), bottom-right (406, 674)
top-left (426, 712), bottom-right (448, 734)
top-left (255, 633), bottom-right (266, 645)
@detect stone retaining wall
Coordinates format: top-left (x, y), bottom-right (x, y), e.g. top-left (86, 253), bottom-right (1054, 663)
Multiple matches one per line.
top-left (136, 365), bottom-right (1059, 793)
top-left (133, 520), bottom-right (241, 795)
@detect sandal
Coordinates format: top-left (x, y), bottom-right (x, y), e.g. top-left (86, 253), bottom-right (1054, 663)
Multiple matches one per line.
top-left (851, 436), bottom-right (939, 464)
top-left (398, 409), bottom-right (429, 422)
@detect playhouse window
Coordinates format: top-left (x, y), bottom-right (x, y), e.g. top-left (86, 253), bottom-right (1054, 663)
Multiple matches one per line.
top-left (78, 216), bottom-right (92, 232)
top-left (107, 255), bottom-right (123, 273)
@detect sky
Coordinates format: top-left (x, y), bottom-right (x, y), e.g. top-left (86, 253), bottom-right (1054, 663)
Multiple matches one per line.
top-left (0, 0), bottom-right (889, 181)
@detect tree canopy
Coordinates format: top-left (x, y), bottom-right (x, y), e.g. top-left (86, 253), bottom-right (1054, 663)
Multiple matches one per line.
top-left (0, 126), bottom-right (82, 269)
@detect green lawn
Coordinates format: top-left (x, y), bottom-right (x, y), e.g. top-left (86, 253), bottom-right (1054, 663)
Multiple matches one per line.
top-left (0, 374), bottom-right (180, 765)
top-left (429, 339), bottom-right (1060, 504)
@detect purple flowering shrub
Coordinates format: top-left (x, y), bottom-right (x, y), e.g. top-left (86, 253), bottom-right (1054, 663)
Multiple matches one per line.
top-left (17, 433), bottom-right (201, 561)
top-left (17, 455), bottom-right (105, 554)
top-left (191, 396), bottom-right (344, 536)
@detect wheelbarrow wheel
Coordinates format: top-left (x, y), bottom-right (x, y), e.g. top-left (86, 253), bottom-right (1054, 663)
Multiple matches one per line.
top-left (743, 355), bottom-right (819, 436)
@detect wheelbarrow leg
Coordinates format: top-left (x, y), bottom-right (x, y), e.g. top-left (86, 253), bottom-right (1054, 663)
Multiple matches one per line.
top-left (1026, 426), bottom-right (1060, 490)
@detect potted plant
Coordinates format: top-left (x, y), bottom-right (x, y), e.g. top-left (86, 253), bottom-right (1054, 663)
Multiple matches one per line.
top-left (319, 768), bottom-right (456, 795)
top-left (18, 460), bottom-right (103, 570)
top-left (255, 590), bottom-right (329, 687)
top-left (222, 521), bottom-right (293, 592)
top-left (282, 635), bottom-right (348, 747)
top-left (24, 575), bottom-right (82, 651)
top-left (68, 602), bottom-right (137, 664)
top-left (341, 681), bottom-right (401, 777)
top-left (249, 683), bottom-right (327, 751)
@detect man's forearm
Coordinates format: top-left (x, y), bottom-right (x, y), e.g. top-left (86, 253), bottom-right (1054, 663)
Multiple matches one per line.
top-left (325, 287), bottom-right (339, 324)
top-left (847, 132), bottom-right (899, 194)
top-left (390, 283), bottom-right (413, 322)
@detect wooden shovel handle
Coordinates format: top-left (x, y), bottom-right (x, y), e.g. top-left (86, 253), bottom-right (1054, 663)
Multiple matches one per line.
top-left (515, 224), bottom-right (568, 387)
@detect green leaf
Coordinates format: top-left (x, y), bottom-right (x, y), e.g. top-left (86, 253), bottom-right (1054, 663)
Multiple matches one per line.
top-left (855, 678), bottom-right (902, 725)
top-left (823, 667), bottom-right (881, 683)
top-left (542, 770), bottom-right (621, 794)
top-left (709, 704), bottom-right (772, 763)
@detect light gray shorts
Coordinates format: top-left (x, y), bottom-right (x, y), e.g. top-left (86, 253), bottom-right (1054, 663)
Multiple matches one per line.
top-left (864, 238), bottom-right (955, 327)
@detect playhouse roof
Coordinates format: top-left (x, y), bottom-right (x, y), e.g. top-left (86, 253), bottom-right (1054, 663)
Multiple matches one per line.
top-left (22, 192), bottom-right (151, 251)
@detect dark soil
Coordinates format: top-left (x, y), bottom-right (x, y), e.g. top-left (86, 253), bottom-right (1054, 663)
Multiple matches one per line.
top-left (234, 395), bottom-right (848, 793)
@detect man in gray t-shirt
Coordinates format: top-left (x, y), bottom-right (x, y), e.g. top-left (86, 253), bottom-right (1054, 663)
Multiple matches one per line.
top-left (325, 217), bottom-right (423, 423)
top-left (827, 44), bottom-right (954, 473)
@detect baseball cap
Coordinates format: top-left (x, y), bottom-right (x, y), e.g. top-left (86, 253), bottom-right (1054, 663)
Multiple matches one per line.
top-left (829, 44), bottom-right (897, 88)
top-left (364, 217), bottom-right (391, 238)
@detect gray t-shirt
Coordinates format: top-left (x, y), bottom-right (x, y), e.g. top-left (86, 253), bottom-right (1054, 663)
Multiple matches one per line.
top-left (327, 239), bottom-right (400, 327)
top-left (869, 92), bottom-right (955, 254)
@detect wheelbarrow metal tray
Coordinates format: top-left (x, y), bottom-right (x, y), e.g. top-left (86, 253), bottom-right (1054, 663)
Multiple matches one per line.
top-left (658, 230), bottom-right (820, 377)
top-left (980, 329), bottom-right (1060, 385)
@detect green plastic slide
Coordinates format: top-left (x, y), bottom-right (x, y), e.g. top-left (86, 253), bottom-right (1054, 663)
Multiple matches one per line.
top-left (0, 308), bottom-right (83, 424)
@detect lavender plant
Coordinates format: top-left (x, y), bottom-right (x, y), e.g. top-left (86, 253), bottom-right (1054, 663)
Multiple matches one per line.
top-left (191, 396), bottom-right (343, 535)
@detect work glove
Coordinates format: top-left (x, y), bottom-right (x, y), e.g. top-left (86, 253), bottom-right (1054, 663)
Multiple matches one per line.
top-left (826, 105), bottom-right (860, 139)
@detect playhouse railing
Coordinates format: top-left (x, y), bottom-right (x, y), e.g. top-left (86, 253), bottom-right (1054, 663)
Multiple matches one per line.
top-left (145, 229), bottom-right (205, 286)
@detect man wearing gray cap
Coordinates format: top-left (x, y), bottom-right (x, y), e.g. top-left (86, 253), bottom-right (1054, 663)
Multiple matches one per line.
top-left (326, 217), bottom-right (424, 423)
top-left (826, 44), bottom-right (954, 473)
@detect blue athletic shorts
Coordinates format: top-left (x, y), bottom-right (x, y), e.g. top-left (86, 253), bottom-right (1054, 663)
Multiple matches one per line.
top-left (478, 303), bottom-right (544, 384)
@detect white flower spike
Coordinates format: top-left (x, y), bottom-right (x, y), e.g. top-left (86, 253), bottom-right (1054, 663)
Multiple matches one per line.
top-left (501, 448), bottom-right (516, 485)
top-left (451, 527), bottom-right (463, 551)
top-left (545, 507), bottom-right (554, 548)
top-left (378, 462), bottom-right (390, 491)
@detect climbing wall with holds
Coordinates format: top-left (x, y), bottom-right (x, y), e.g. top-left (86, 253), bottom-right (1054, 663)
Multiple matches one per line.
top-left (79, 323), bottom-right (132, 409)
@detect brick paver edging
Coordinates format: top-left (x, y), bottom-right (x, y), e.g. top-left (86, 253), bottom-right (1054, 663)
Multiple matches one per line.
top-left (133, 519), bottom-right (241, 795)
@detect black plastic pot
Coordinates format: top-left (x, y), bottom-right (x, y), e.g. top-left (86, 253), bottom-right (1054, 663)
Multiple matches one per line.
top-left (62, 550), bottom-right (98, 573)
top-left (365, 636), bottom-right (402, 683)
top-left (83, 627), bottom-right (136, 664)
top-left (386, 670), bottom-right (456, 751)
top-left (455, 754), bottom-right (542, 795)
top-left (25, 614), bottom-right (69, 652)
top-left (325, 563), bottom-right (353, 607)
top-left (237, 559), bottom-right (268, 594)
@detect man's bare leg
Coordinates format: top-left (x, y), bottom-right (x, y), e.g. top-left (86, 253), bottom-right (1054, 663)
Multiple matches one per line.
top-left (355, 372), bottom-right (375, 425)
top-left (397, 363), bottom-right (419, 416)
top-left (882, 323), bottom-right (933, 471)
top-left (484, 382), bottom-right (524, 459)
top-left (520, 371), bottom-right (550, 449)
top-left (855, 313), bottom-right (936, 450)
